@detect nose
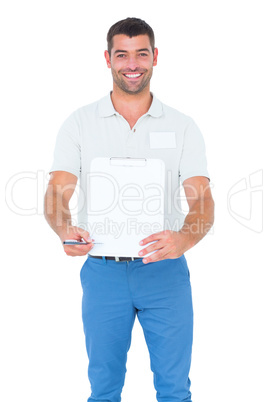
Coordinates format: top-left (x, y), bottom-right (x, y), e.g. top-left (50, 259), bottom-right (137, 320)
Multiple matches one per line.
top-left (126, 55), bottom-right (140, 70)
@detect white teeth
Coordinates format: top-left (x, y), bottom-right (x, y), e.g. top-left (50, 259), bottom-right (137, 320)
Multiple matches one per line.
top-left (124, 73), bottom-right (142, 78)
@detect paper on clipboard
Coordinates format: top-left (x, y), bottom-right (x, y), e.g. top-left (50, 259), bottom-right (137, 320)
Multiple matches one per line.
top-left (87, 157), bottom-right (165, 257)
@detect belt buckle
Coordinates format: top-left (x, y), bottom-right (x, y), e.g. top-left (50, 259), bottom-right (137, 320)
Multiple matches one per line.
top-left (115, 256), bottom-right (135, 262)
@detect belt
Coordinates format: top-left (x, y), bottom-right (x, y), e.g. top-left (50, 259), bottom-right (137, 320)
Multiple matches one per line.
top-left (90, 256), bottom-right (141, 262)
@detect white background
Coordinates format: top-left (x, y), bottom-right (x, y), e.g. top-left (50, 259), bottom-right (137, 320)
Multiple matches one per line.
top-left (1, 0), bottom-right (267, 401)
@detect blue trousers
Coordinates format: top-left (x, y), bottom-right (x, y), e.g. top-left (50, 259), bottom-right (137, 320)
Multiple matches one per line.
top-left (80, 255), bottom-right (193, 402)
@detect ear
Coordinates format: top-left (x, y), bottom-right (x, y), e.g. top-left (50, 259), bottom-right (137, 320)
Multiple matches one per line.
top-left (153, 47), bottom-right (158, 67)
top-left (104, 50), bottom-right (111, 68)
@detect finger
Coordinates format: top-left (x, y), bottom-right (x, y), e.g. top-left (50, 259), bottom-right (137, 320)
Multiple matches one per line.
top-left (138, 240), bottom-right (165, 258)
top-left (65, 249), bottom-right (90, 257)
top-left (142, 248), bottom-right (170, 264)
top-left (139, 232), bottom-right (164, 246)
top-left (68, 226), bottom-right (90, 242)
top-left (75, 243), bottom-right (94, 251)
top-left (64, 242), bottom-right (94, 256)
top-left (77, 228), bottom-right (91, 242)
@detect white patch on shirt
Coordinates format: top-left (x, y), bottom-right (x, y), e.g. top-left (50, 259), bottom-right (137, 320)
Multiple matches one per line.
top-left (149, 132), bottom-right (176, 149)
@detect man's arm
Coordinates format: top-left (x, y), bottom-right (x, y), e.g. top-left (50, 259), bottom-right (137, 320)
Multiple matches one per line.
top-left (44, 171), bottom-right (94, 256)
top-left (138, 176), bottom-right (214, 263)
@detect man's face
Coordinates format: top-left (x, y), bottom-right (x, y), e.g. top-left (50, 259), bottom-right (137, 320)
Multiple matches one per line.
top-left (104, 34), bottom-right (158, 95)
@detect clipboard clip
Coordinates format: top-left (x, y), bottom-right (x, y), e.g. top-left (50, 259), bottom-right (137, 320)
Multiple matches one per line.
top-left (110, 157), bottom-right (147, 167)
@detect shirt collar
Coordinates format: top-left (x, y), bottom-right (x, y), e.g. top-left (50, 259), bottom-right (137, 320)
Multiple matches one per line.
top-left (98, 91), bottom-right (163, 118)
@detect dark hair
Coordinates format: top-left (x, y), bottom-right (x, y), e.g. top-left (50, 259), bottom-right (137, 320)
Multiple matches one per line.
top-left (107, 17), bottom-right (155, 55)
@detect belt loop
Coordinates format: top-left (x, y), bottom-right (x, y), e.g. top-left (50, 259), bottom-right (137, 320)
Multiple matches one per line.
top-left (131, 257), bottom-right (134, 261)
top-left (115, 256), bottom-right (120, 262)
top-left (102, 256), bottom-right (107, 264)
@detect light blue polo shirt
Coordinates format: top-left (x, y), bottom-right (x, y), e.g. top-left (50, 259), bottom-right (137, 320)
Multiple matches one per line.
top-left (50, 92), bottom-right (210, 232)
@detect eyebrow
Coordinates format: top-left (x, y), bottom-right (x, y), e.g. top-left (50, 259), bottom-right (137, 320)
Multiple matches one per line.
top-left (114, 48), bottom-right (150, 54)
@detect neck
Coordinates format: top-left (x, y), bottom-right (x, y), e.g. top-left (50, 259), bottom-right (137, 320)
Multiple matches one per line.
top-left (110, 85), bottom-right (153, 120)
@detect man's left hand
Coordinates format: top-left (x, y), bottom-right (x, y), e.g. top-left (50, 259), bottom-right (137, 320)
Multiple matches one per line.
top-left (138, 230), bottom-right (186, 264)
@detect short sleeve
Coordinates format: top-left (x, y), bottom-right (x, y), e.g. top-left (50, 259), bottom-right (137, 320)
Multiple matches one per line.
top-left (179, 119), bottom-right (210, 183)
top-left (50, 112), bottom-right (81, 178)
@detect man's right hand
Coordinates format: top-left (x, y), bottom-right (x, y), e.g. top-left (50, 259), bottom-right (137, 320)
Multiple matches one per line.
top-left (60, 226), bottom-right (94, 257)
top-left (44, 171), bottom-right (94, 256)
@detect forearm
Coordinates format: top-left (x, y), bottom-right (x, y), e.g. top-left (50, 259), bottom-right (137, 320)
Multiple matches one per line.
top-left (178, 197), bottom-right (215, 252)
top-left (44, 189), bottom-right (72, 239)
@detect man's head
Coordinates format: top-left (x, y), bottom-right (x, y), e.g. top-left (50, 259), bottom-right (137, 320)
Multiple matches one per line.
top-left (105, 18), bottom-right (158, 95)
top-left (106, 17), bottom-right (155, 56)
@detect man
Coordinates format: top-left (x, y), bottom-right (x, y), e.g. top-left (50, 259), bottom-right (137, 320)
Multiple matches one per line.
top-left (44, 17), bottom-right (214, 402)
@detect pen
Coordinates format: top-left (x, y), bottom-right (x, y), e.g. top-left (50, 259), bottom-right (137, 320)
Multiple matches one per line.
top-left (63, 240), bottom-right (103, 245)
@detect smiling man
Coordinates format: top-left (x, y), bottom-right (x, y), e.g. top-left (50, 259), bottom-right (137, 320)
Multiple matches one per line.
top-left (45, 17), bottom-right (214, 402)
top-left (106, 34), bottom-right (156, 95)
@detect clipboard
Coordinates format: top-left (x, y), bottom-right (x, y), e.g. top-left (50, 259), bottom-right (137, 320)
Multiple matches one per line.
top-left (87, 157), bottom-right (165, 257)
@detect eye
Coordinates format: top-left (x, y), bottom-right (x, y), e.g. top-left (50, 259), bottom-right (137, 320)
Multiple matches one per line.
top-left (140, 53), bottom-right (148, 57)
top-left (117, 54), bottom-right (126, 58)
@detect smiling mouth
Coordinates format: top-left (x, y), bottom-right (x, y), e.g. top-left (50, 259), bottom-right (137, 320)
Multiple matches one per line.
top-left (123, 73), bottom-right (143, 79)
